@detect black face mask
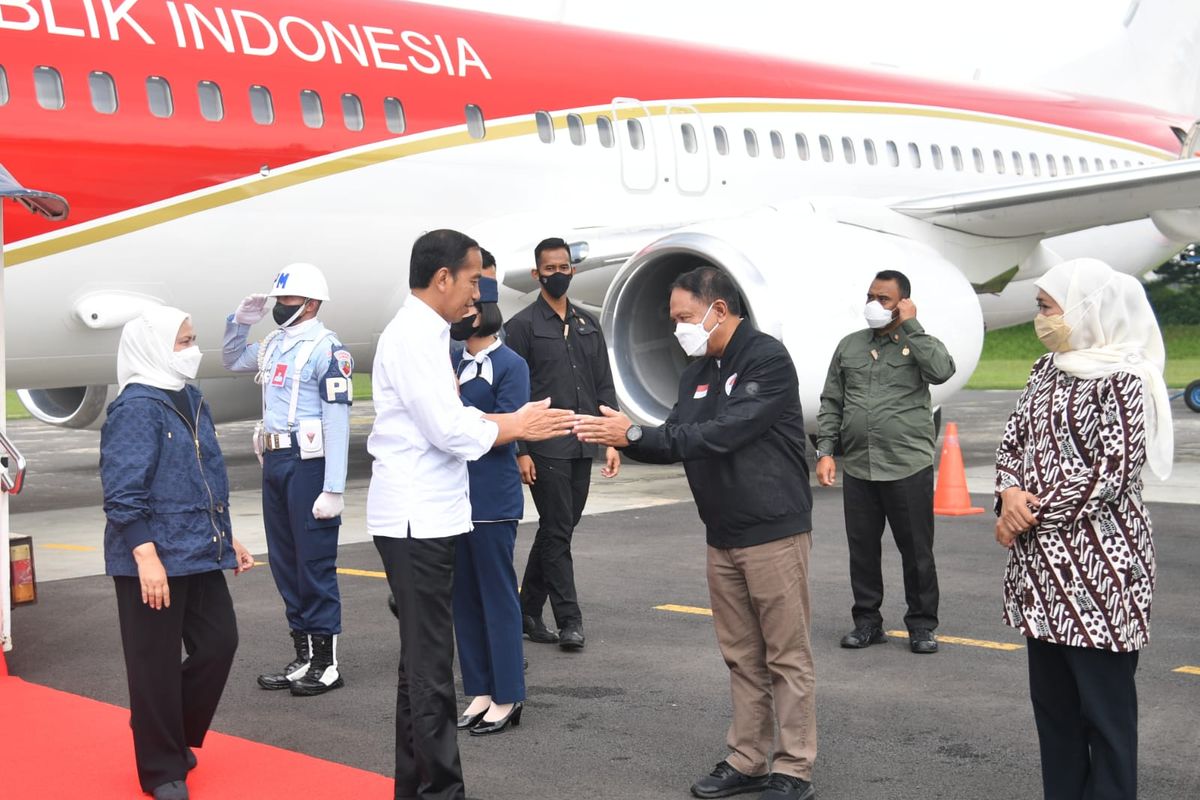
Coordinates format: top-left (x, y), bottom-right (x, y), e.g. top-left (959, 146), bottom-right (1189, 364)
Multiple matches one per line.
top-left (540, 272), bottom-right (572, 300)
top-left (449, 314), bottom-right (478, 341)
top-left (272, 301), bottom-right (305, 327)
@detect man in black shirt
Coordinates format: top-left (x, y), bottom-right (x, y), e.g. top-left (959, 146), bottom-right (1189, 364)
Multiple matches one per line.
top-left (574, 267), bottom-right (817, 800)
top-left (504, 237), bottom-right (620, 651)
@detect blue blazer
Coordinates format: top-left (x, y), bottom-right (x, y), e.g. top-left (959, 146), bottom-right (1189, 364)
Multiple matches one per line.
top-left (100, 383), bottom-right (236, 577)
top-left (455, 344), bottom-right (530, 522)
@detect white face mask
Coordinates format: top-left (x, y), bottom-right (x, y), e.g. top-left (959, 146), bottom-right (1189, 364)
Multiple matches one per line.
top-left (170, 346), bottom-right (203, 380)
top-left (864, 300), bottom-right (895, 329)
top-left (674, 302), bottom-right (717, 357)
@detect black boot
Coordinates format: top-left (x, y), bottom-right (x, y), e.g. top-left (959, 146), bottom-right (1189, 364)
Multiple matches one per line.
top-left (290, 634), bottom-right (345, 696)
top-left (257, 630), bottom-right (310, 690)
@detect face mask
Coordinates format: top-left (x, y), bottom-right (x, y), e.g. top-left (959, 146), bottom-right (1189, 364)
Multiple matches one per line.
top-left (170, 346), bottom-right (203, 380)
top-left (1034, 314), bottom-right (1073, 352)
top-left (540, 272), bottom-right (572, 300)
top-left (272, 300), bottom-right (305, 327)
top-left (674, 303), bottom-right (717, 357)
top-left (449, 314), bottom-right (478, 341)
top-left (864, 300), bottom-right (895, 329)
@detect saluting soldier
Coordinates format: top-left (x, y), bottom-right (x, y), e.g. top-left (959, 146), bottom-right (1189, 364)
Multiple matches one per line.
top-left (222, 262), bottom-right (353, 696)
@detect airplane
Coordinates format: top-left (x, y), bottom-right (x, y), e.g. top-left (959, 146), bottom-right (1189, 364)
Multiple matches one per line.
top-left (1, 0), bottom-right (1198, 436)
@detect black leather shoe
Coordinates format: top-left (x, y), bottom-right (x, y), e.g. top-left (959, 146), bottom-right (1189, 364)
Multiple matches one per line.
top-left (759, 772), bottom-right (816, 800)
top-left (457, 707), bottom-right (487, 730)
top-left (840, 624), bottom-right (887, 649)
top-left (690, 761), bottom-right (769, 798)
top-left (523, 615), bottom-right (559, 644)
top-left (558, 625), bottom-right (585, 651)
top-left (909, 628), bottom-right (939, 654)
top-left (152, 780), bottom-right (189, 800)
top-left (469, 702), bottom-right (522, 736)
top-left (185, 748), bottom-right (197, 771)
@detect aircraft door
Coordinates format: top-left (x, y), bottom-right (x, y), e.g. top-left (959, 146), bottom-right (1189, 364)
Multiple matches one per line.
top-left (666, 105), bottom-right (710, 194)
top-left (613, 97), bottom-right (658, 192)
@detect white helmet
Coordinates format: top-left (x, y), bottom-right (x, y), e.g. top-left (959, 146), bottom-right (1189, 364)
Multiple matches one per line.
top-left (268, 262), bottom-right (330, 302)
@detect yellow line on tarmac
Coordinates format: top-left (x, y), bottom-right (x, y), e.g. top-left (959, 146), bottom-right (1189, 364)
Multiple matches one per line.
top-left (886, 630), bottom-right (1024, 652)
top-left (38, 543), bottom-right (97, 552)
top-left (655, 604), bottom-right (713, 617)
top-left (337, 567), bottom-right (388, 579)
top-left (1173, 666), bottom-right (1200, 676)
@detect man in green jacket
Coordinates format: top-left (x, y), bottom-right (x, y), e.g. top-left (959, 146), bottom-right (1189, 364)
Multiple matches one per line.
top-left (816, 269), bottom-right (956, 655)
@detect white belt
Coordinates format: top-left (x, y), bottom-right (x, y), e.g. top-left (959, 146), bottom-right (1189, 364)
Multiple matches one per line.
top-left (261, 432), bottom-right (296, 451)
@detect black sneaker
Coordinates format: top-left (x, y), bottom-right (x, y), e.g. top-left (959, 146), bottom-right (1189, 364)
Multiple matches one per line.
top-left (690, 760), bottom-right (769, 798)
top-left (840, 624), bottom-right (887, 649)
top-left (909, 628), bottom-right (939, 654)
top-left (759, 773), bottom-right (815, 800)
top-left (523, 615), bottom-right (559, 644)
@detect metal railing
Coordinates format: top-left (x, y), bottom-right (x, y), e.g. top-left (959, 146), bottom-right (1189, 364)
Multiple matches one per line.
top-left (0, 429), bottom-right (27, 494)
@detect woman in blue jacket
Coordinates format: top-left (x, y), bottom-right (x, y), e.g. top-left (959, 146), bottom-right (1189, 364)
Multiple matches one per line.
top-left (101, 306), bottom-right (254, 800)
top-left (450, 276), bottom-right (530, 736)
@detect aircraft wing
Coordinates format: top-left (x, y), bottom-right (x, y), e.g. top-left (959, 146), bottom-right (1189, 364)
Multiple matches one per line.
top-left (890, 159), bottom-right (1200, 238)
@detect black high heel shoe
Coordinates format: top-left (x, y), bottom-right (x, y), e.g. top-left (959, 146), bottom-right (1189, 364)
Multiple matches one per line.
top-left (456, 707), bottom-right (488, 730)
top-left (469, 702), bottom-right (523, 736)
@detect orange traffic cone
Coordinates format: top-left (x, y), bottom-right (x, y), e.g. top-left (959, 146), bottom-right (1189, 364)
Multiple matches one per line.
top-left (933, 422), bottom-right (984, 516)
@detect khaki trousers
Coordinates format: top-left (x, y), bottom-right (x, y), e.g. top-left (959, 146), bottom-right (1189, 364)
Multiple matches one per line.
top-left (707, 533), bottom-right (816, 780)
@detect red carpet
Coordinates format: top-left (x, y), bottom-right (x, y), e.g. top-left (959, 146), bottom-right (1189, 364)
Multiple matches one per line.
top-left (0, 675), bottom-right (392, 798)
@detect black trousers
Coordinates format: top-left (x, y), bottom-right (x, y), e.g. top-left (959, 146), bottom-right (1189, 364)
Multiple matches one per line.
top-left (521, 455), bottom-right (592, 628)
top-left (375, 534), bottom-right (464, 800)
top-left (842, 465), bottom-right (939, 630)
top-left (1027, 638), bottom-right (1140, 800)
top-left (114, 570), bottom-right (238, 792)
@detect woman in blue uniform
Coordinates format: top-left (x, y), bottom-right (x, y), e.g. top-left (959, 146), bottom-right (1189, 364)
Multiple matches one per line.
top-left (449, 276), bottom-right (530, 735)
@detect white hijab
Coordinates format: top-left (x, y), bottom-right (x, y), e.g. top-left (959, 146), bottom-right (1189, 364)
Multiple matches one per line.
top-left (1035, 258), bottom-right (1173, 480)
top-left (117, 306), bottom-right (190, 393)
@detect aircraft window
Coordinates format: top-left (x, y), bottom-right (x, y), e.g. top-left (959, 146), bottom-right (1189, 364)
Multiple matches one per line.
top-left (300, 90), bottom-right (323, 128)
top-left (596, 114), bottom-right (615, 148)
top-left (1124, 160), bottom-right (1132, 167)
top-left (342, 93), bottom-right (365, 132)
top-left (384, 97), bottom-right (406, 134)
top-left (993, 149), bottom-right (1005, 174)
top-left (197, 80), bottom-right (223, 122)
top-left (627, 118), bottom-right (645, 150)
top-left (535, 110), bottom-right (554, 143)
top-left (1078, 157), bottom-right (1089, 173)
top-left (744, 128), bottom-right (759, 157)
top-left (795, 133), bottom-right (810, 160)
top-left (88, 71), bottom-right (118, 114)
top-left (1137, 160), bottom-right (1144, 166)
top-left (1094, 157), bottom-right (1104, 172)
top-left (1011, 151), bottom-right (1024, 176)
top-left (1029, 153), bottom-right (1041, 177)
top-left (0, 65), bottom-right (8, 106)
top-left (34, 66), bottom-right (65, 111)
top-left (864, 138), bottom-right (877, 166)
top-left (819, 135), bottom-right (833, 162)
top-left (972, 147), bottom-right (984, 172)
top-left (842, 137), bottom-right (856, 164)
top-left (1062, 156), bottom-right (1074, 175)
top-left (681, 122), bottom-right (698, 154)
top-left (885, 140), bottom-right (899, 166)
top-left (951, 146), bottom-right (963, 171)
top-left (907, 142), bottom-right (921, 168)
top-left (770, 130), bottom-right (785, 159)
top-left (146, 76), bottom-right (173, 118)
top-left (249, 85), bottom-right (274, 125)
top-left (1109, 159), bottom-right (1118, 169)
top-left (465, 103), bottom-right (486, 139)
top-left (931, 144), bottom-right (944, 170)
top-left (568, 113), bottom-right (586, 146)
top-left (1046, 154), bottom-right (1058, 176)
top-left (714, 125), bottom-right (729, 155)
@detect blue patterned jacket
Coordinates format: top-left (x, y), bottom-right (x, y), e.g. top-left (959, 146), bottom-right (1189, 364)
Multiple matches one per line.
top-left (101, 383), bottom-right (236, 577)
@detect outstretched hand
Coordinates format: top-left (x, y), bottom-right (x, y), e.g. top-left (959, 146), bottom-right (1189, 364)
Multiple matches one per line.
top-left (575, 406), bottom-right (632, 448)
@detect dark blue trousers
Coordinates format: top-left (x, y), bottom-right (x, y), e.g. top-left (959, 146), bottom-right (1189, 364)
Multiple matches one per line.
top-left (262, 448), bottom-right (341, 634)
top-left (453, 521), bottom-right (525, 703)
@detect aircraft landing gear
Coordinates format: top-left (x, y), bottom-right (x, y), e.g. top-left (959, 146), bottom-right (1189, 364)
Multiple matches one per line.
top-left (1185, 379), bottom-right (1200, 413)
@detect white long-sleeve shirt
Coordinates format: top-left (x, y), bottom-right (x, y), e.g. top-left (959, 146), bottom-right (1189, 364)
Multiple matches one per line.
top-left (367, 294), bottom-right (499, 539)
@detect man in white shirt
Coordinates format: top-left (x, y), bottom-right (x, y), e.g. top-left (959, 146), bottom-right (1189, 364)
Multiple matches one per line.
top-left (368, 229), bottom-right (573, 800)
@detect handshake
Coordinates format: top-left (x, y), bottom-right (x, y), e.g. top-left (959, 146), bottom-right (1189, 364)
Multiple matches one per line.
top-left (505, 402), bottom-right (632, 446)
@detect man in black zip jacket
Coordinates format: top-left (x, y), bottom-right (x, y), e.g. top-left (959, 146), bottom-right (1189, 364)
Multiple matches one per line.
top-left (574, 267), bottom-right (817, 800)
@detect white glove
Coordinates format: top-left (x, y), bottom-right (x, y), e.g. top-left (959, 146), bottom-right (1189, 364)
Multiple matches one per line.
top-left (312, 492), bottom-right (344, 520)
top-left (234, 294), bottom-right (270, 325)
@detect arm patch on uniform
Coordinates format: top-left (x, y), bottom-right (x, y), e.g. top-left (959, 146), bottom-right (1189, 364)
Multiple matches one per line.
top-left (322, 346), bottom-right (354, 404)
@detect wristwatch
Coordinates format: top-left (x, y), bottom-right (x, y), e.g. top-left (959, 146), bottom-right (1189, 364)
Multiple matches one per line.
top-left (625, 424), bottom-right (643, 444)
top-left (815, 450), bottom-right (831, 460)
